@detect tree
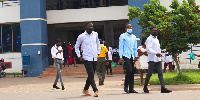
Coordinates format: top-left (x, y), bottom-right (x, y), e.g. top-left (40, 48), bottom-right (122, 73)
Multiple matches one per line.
top-left (128, 0), bottom-right (200, 75)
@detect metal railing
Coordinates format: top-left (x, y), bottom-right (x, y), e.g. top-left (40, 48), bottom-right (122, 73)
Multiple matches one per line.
top-left (0, 0), bottom-right (20, 8)
top-left (46, 0), bottom-right (128, 10)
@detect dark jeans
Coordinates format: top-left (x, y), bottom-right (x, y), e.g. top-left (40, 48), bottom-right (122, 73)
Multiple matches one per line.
top-left (83, 60), bottom-right (98, 92)
top-left (144, 61), bottom-right (165, 88)
top-left (123, 56), bottom-right (135, 90)
top-left (107, 60), bottom-right (112, 74)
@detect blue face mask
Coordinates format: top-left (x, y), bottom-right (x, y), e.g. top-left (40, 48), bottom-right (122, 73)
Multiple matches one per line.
top-left (127, 29), bottom-right (132, 33)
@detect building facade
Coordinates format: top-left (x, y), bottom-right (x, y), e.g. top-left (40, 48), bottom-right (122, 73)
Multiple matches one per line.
top-left (0, 0), bottom-right (199, 76)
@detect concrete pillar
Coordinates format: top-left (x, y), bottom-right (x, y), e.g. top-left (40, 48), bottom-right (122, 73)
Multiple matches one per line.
top-left (104, 21), bottom-right (114, 47)
top-left (20, 0), bottom-right (48, 77)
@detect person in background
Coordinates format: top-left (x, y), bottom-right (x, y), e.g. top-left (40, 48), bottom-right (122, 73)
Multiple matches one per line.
top-left (72, 42), bottom-right (77, 67)
top-left (163, 52), bottom-right (173, 72)
top-left (107, 46), bottom-right (113, 75)
top-left (137, 38), bottom-right (149, 86)
top-left (51, 39), bottom-right (65, 90)
top-left (112, 47), bottom-right (119, 66)
top-left (62, 42), bottom-right (69, 68)
top-left (67, 42), bottom-right (73, 66)
top-left (96, 39), bottom-right (108, 85)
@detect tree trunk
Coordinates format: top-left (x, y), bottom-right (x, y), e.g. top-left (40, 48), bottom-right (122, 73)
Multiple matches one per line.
top-left (172, 53), bottom-right (182, 75)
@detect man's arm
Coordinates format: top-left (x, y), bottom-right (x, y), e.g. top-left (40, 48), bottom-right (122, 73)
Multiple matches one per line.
top-left (75, 36), bottom-right (82, 58)
top-left (133, 37), bottom-right (138, 57)
top-left (195, 54), bottom-right (200, 57)
top-left (51, 47), bottom-right (56, 58)
top-left (96, 34), bottom-right (101, 55)
top-left (119, 35), bottom-right (124, 59)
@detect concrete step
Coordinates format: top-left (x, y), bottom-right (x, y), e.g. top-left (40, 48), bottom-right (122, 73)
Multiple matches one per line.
top-left (40, 64), bottom-right (125, 77)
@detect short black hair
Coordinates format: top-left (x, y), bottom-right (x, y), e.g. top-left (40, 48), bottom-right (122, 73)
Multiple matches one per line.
top-left (141, 38), bottom-right (147, 45)
top-left (56, 38), bottom-right (61, 43)
top-left (125, 23), bottom-right (131, 27)
top-left (150, 26), bottom-right (156, 31)
top-left (85, 21), bottom-right (92, 27)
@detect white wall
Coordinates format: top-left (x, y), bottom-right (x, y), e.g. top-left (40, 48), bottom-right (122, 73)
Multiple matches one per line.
top-left (46, 6), bottom-right (129, 24)
top-left (0, 6), bottom-right (20, 24)
top-left (0, 53), bottom-right (22, 73)
top-left (160, 0), bottom-right (200, 10)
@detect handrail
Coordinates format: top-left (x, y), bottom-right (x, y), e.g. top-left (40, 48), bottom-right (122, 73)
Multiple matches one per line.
top-left (46, 0), bottom-right (128, 10)
top-left (0, 1), bottom-right (20, 8)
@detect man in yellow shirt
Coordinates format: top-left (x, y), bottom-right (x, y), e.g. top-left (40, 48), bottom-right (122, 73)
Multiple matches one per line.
top-left (96, 39), bottom-right (108, 85)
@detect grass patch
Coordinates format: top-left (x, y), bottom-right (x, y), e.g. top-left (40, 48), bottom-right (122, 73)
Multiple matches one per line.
top-left (6, 73), bottom-right (22, 75)
top-left (134, 69), bottom-right (200, 85)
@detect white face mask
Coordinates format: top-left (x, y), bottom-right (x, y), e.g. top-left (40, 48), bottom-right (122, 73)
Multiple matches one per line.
top-left (127, 29), bottom-right (132, 33)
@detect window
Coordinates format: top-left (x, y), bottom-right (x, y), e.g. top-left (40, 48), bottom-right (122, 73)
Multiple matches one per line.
top-left (0, 24), bottom-right (21, 53)
top-left (13, 24), bottom-right (21, 52)
top-left (2, 25), bottom-right (12, 52)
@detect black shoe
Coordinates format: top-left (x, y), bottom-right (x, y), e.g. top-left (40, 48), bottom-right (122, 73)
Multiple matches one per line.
top-left (124, 86), bottom-right (129, 93)
top-left (53, 84), bottom-right (60, 89)
top-left (129, 90), bottom-right (138, 93)
top-left (62, 85), bottom-right (65, 90)
top-left (143, 87), bottom-right (149, 93)
top-left (99, 80), bottom-right (104, 86)
top-left (161, 87), bottom-right (172, 93)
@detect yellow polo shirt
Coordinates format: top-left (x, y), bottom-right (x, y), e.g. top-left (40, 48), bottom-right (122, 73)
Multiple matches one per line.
top-left (98, 44), bottom-right (108, 58)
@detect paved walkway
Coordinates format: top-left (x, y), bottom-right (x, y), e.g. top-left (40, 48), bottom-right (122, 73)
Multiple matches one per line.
top-left (1, 74), bottom-right (200, 92)
top-left (1, 74), bottom-right (200, 100)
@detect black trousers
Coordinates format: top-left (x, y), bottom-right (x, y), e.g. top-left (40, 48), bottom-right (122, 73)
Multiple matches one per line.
top-left (123, 56), bottom-right (135, 90)
top-left (83, 60), bottom-right (98, 92)
top-left (107, 60), bottom-right (112, 74)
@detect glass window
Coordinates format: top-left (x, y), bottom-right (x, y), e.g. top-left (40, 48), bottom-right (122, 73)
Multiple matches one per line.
top-left (13, 24), bottom-right (21, 52)
top-left (2, 25), bottom-right (12, 52)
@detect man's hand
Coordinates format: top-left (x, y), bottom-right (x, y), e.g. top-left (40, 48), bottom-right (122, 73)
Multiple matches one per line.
top-left (144, 51), bottom-right (148, 56)
top-left (156, 53), bottom-right (162, 57)
top-left (56, 50), bottom-right (63, 55)
top-left (79, 57), bottom-right (85, 62)
top-left (134, 57), bottom-right (139, 62)
top-left (120, 58), bottom-right (124, 62)
top-left (195, 54), bottom-right (200, 57)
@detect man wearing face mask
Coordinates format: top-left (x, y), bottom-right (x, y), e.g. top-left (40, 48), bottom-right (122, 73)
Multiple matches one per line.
top-left (51, 39), bottom-right (65, 90)
top-left (143, 26), bottom-right (172, 93)
top-left (119, 23), bottom-right (138, 93)
top-left (75, 22), bottom-right (100, 97)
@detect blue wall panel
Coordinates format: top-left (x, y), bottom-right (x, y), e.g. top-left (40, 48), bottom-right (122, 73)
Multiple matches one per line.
top-left (128, 0), bottom-right (150, 46)
top-left (20, 0), bottom-right (46, 19)
top-left (20, 20), bottom-right (48, 44)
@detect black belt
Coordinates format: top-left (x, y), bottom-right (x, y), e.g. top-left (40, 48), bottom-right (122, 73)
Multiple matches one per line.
top-left (55, 58), bottom-right (62, 60)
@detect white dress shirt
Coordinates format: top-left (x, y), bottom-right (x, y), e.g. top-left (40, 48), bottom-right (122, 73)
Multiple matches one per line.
top-left (164, 53), bottom-right (173, 63)
top-left (108, 51), bottom-right (112, 61)
top-left (51, 44), bottom-right (64, 60)
top-left (75, 31), bottom-right (101, 61)
top-left (146, 34), bottom-right (161, 62)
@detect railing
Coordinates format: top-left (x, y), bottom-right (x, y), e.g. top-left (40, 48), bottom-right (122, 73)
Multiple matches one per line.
top-left (0, 0), bottom-right (20, 8)
top-left (46, 0), bottom-right (128, 10)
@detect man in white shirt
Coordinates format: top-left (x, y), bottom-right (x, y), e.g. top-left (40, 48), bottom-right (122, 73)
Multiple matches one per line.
top-left (143, 26), bottom-right (172, 93)
top-left (51, 39), bottom-right (65, 90)
top-left (163, 52), bottom-right (173, 72)
top-left (75, 22), bottom-right (100, 97)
